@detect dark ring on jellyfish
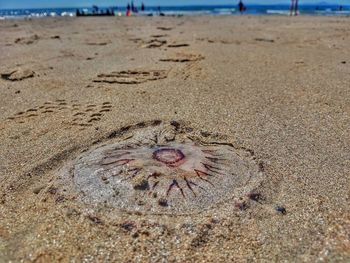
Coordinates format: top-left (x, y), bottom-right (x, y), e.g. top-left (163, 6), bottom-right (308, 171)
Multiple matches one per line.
top-left (152, 148), bottom-right (185, 167)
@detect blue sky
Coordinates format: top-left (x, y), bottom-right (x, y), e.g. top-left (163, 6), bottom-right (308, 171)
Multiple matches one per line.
top-left (0, 1), bottom-right (347, 9)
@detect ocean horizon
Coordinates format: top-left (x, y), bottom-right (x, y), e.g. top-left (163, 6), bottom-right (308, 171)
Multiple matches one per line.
top-left (1, 4), bottom-right (349, 19)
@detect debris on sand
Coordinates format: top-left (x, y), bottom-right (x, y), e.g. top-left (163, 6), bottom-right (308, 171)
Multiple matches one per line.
top-left (1, 68), bottom-right (35, 81)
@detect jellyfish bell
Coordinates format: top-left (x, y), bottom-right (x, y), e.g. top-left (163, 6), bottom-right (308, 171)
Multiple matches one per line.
top-left (65, 121), bottom-right (263, 215)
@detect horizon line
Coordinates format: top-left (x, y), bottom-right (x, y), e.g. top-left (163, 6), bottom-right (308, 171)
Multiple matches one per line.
top-left (1, 3), bottom-right (348, 10)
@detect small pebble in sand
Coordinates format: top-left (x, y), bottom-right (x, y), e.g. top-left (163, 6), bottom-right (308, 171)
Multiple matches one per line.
top-left (158, 198), bottom-right (169, 207)
top-left (235, 201), bottom-right (249, 211)
top-left (120, 221), bottom-right (137, 231)
top-left (275, 206), bottom-right (287, 215)
top-left (247, 192), bottom-right (262, 202)
top-left (66, 208), bottom-right (80, 217)
top-left (87, 214), bottom-right (104, 224)
top-left (32, 185), bottom-right (45, 194)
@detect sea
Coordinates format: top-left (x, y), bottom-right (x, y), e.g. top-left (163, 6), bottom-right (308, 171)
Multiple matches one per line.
top-left (0, 4), bottom-right (349, 19)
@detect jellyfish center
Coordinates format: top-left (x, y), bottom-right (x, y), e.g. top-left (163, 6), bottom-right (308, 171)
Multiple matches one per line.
top-left (152, 148), bottom-right (185, 167)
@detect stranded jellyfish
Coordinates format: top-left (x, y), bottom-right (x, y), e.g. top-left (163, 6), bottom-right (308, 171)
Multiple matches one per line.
top-left (71, 121), bottom-right (263, 214)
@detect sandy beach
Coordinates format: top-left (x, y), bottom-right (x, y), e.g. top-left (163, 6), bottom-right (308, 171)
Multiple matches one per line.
top-left (0, 15), bottom-right (349, 262)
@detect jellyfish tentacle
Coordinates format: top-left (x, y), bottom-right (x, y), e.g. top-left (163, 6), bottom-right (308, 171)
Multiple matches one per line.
top-left (152, 181), bottom-right (159, 190)
top-left (194, 169), bottom-right (215, 186)
top-left (184, 176), bottom-right (198, 197)
top-left (101, 158), bottom-right (134, 166)
top-left (167, 179), bottom-right (185, 198)
top-left (204, 156), bottom-right (227, 164)
top-left (200, 162), bottom-right (225, 175)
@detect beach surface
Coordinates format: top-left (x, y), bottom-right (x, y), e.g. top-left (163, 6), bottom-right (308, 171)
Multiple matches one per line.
top-left (0, 16), bottom-right (349, 262)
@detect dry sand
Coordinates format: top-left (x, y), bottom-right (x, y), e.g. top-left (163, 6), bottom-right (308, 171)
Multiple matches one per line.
top-left (0, 16), bottom-right (349, 262)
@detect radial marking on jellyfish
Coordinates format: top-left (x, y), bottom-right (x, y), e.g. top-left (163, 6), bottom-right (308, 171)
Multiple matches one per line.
top-left (70, 121), bottom-right (264, 215)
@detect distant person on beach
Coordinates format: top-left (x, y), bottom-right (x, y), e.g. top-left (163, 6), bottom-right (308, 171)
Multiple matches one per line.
top-left (290, 0), bottom-right (299, 16)
top-left (92, 5), bottom-right (98, 14)
top-left (141, 2), bottom-right (145, 12)
top-left (131, 1), bottom-right (138, 13)
top-left (238, 0), bottom-right (246, 13)
top-left (126, 3), bottom-right (131, 16)
top-left (157, 6), bottom-right (165, 16)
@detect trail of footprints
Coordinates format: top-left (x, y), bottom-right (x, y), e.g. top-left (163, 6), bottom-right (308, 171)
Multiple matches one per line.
top-left (129, 29), bottom-right (188, 50)
top-left (130, 36), bottom-right (190, 49)
top-left (7, 99), bottom-right (112, 127)
top-left (96, 27), bottom-right (206, 85)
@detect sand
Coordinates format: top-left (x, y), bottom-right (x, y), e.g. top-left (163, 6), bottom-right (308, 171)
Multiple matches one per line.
top-left (0, 16), bottom-right (349, 262)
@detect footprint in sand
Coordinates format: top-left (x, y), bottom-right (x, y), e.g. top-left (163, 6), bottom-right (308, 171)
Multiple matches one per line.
top-left (85, 40), bottom-right (111, 46)
top-left (1, 68), bottom-right (35, 81)
top-left (93, 70), bottom-right (168, 84)
top-left (196, 37), bottom-right (238, 45)
top-left (167, 43), bottom-right (190, 48)
top-left (141, 39), bottom-right (167, 48)
top-left (131, 37), bottom-right (186, 49)
top-left (160, 52), bottom-right (204, 63)
top-left (129, 38), bottom-right (167, 48)
top-left (7, 100), bottom-right (113, 128)
top-left (254, 38), bottom-right (275, 43)
top-left (157, 27), bottom-right (173, 31)
top-left (14, 34), bottom-right (40, 45)
top-left (128, 38), bottom-right (143, 43)
top-left (176, 62), bottom-right (204, 80)
top-left (160, 52), bottom-right (205, 80)
top-left (151, 34), bottom-right (169, 38)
